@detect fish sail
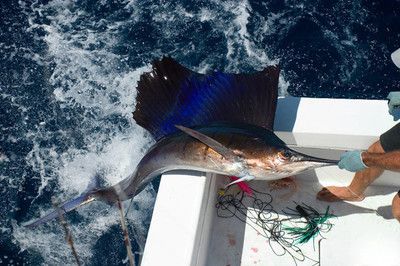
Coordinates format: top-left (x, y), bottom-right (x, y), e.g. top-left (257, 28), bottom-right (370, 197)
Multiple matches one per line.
top-left (133, 57), bottom-right (280, 140)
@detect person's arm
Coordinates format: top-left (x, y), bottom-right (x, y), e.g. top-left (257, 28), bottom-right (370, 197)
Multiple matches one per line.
top-left (362, 151), bottom-right (400, 171)
top-left (338, 150), bottom-right (400, 172)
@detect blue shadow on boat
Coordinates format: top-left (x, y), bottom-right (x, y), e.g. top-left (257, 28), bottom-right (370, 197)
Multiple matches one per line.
top-left (274, 96), bottom-right (301, 131)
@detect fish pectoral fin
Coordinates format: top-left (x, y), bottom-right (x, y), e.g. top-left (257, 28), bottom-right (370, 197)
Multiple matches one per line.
top-left (225, 174), bottom-right (255, 188)
top-left (175, 125), bottom-right (239, 161)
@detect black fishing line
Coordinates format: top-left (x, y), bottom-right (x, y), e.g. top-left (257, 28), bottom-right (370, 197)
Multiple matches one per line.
top-left (215, 186), bottom-right (335, 266)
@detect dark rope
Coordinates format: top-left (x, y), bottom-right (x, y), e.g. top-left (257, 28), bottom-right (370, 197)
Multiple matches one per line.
top-left (215, 186), bottom-right (335, 266)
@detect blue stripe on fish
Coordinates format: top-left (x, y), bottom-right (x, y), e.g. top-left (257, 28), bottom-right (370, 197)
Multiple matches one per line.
top-left (159, 72), bottom-right (235, 137)
top-left (133, 57), bottom-right (280, 140)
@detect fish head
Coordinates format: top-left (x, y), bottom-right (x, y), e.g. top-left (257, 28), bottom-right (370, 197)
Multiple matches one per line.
top-left (267, 147), bottom-right (338, 177)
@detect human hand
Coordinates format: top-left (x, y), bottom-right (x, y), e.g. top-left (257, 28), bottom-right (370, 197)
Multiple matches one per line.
top-left (338, 150), bottom-right (367, 172)
top-left (387, 91), bottom-right (400, 115)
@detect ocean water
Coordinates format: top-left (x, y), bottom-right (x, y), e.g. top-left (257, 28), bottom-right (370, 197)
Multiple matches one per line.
top-left (1, 0), bottom-right (399, 265)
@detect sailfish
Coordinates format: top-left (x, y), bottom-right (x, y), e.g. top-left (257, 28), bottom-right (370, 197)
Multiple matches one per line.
top-left (25, 57), bottom-right (338, 227)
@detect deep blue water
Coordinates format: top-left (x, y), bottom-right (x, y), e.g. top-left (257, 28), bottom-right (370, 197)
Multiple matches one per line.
top-left (1, 0), bottom-right (399, 265)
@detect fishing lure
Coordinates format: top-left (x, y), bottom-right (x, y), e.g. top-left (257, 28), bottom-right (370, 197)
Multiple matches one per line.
top-left (283, 203), bottom-right (335, 244)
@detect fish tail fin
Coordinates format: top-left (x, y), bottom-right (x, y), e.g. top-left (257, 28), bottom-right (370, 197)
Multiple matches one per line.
top-left (24, 175), bottom-right (103, 228)
top-left (24, 194), bottom-right (95, 228)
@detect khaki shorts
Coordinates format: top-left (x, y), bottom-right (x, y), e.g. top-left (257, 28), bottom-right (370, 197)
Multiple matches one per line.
top-left (380, 123), bottom-right (400, 152)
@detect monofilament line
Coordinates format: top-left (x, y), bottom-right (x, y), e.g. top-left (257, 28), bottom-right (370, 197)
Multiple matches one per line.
top-left (52, 198), bottom-right (81, 266)
top-left (117, 199), bottom-right (135, 266)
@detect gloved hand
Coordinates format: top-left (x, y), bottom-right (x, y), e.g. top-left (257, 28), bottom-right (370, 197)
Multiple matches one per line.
top-left (338, 150), bottom-right (367, 172)
top-left (387, 91), bottom-right (400, 115)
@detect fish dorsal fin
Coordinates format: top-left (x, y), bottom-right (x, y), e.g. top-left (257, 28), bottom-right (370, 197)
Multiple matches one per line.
top-left (133, 57), bottom-right (280, 140)
top-left (175, 125), bottom-right (239, 161)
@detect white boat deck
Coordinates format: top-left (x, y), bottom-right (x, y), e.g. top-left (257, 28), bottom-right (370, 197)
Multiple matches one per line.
top-left (141, 97), bottom-right (400, 266)
top-left (205, 169), bottom-right (400, 266)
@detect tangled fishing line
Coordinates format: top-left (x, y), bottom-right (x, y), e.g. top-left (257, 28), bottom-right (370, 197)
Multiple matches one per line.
top-left (215, 186), bottom-right (335, 265)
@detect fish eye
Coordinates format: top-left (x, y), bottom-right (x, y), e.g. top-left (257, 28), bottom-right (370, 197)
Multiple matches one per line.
top-left (284, 150), bottom-right (294, 158)
top-left (278, 150), bottom-right (291, 159)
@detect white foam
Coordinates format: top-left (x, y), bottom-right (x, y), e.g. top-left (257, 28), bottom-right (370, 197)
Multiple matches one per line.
top-left (278, 74), bottom-right (290, 97)
top-left (14, 0), bottom-right (155, 263)
top-left (209, 0), bottom-right (288, 95)
top-left (15, 208), bottom-right (119, 264)
top-left (198, 8), bottom-right (214, 22)
top-left (0, 152), bottom-right (9, 163)
top-left (57, 133), bottom-right (152, 194)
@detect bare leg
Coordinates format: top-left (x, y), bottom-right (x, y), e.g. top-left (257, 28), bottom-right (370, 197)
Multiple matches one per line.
top-left (317, 141), bottom-right (385, 202)
top-left (392, 192), bottom-right (400, 223)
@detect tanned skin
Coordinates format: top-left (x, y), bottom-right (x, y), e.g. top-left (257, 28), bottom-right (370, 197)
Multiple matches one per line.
top-left (362, 151), bottom-right (400, 171)
top-left (317, 141), bottom-right (400, 223)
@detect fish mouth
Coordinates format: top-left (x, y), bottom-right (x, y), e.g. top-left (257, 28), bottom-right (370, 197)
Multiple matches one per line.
top-left (297, 154), bottom-right (339, 165)
top-left (276, 153), bottom-right (338, 177)
top-left (288, 149), bottom-right (339, 165)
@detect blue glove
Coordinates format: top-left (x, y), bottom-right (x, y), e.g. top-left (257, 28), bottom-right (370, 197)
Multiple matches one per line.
top-left (387, 91), bottom-right (400, 115)
top-left (338, 150), bottom-right (367, 172)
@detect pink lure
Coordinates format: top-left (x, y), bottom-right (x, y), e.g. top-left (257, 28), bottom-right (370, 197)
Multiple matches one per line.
top-left (229, 176), bottom-right (253, 195)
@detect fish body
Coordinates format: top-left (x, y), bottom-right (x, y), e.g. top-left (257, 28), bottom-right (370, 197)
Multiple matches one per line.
top-left (95, 123), bottom-right (337, 202)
